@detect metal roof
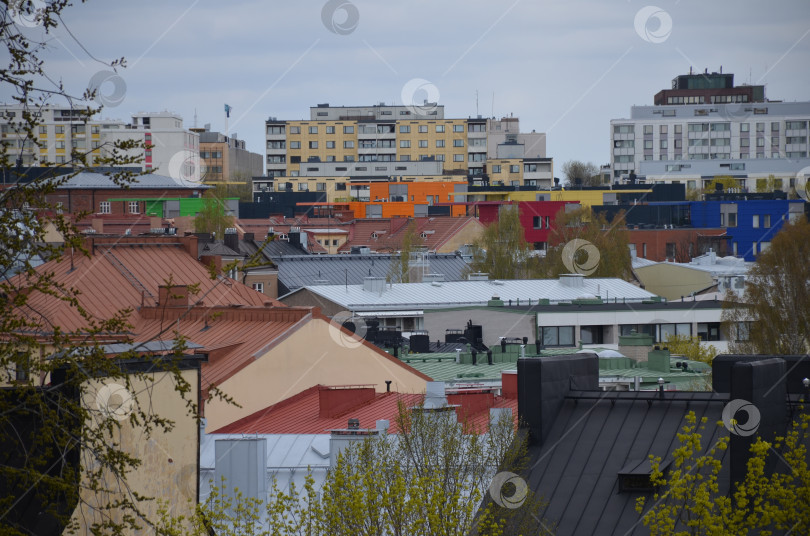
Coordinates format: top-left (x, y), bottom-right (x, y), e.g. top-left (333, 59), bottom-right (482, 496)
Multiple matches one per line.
top-left (272, 253), bottom-right (471, 294)
top-left (297, 277), bottom-right (657, 311)
top-left (50, 171), bottom-right (205, 189)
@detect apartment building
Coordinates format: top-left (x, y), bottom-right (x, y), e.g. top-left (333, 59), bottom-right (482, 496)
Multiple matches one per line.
top-left (191, 126), bottom-right (263, 182)
top-left (609, 72), bottom-right (810, 195)
top-left (263, 103), bottom-right (549, 192)
top-left (0, 105), bottom-right (200, 181)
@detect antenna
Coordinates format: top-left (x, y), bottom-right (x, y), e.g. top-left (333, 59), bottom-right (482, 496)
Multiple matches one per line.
top-left (491, 92), bottom-right (494, 118)
top-left (475, 90), bottom-right (479, 116)
top-left (193, 108), bottom-right (197, 128)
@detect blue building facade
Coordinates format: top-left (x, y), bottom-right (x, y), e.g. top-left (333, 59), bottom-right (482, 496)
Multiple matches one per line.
top-left (689, 199), bottom-right (805, 261)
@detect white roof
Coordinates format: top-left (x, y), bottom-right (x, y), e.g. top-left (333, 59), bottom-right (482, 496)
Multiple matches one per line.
top-left (302, 277), bottom-right (657, 311)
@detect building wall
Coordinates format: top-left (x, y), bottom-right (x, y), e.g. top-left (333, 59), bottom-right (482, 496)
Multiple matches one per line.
top-left (422, 307), bottom-right (538, 347)
top-left (278, 288), bottom-right (345, 314)
top-left (478, 201), bottom-right (573, 247)
top-left (432, 219), bottom-right (485, 253)
top-left (45, 188), bottom-right (205, 216)
top-left (243, 271), bottom-right (279, 300)
top-left (204, 317), bottom-right (429, 431)
top-left (627, 228), bottom-right (729, 261)
top-left (71, 367), bottom-right (200, 533)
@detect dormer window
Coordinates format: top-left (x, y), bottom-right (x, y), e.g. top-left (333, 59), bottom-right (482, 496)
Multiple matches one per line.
top-left (618, 458), bottom-right (672, 493)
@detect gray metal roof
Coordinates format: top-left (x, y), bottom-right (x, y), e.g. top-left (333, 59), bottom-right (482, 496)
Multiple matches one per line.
top-left (51, 171), bottom-right (206, 189)
top-left (297, 277), bottom-right (656, 311)
top-left (272, 253), bottom-right (471, 294)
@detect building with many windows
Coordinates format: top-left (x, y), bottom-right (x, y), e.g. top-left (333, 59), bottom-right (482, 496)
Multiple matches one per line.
top-left (609, 73), bottom-right (810, 196)
top-left (263, 103), bottom-right (550, 191)
top-left (0, 105), bottom-right (200, 181)
top-left (191, 126), bottom-right (262, 183)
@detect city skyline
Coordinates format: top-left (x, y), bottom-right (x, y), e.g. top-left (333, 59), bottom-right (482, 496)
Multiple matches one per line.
top-left (2, 0), bottom-right (809, 171)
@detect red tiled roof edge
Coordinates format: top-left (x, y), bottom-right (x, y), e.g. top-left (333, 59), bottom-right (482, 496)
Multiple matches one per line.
top-left (209, 384), bottom-right (325, 434)
top-left (310, 311), bottom-right (433, 382)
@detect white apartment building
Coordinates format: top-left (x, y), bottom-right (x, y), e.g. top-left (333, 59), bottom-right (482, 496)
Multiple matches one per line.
top-left (0, 105), bottom-right (200, 182)
top-left (610, 101), bottom-right (810, 194)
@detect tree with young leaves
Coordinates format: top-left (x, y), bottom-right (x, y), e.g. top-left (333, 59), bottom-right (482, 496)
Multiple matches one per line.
top-left (387, 219), bottom-right (422, 283)
top-left (0, 3), bottom-right (216, 534)
top-left (156, 402), bottom-right (553, 535)
top-left (468, 204), bottom-right (534, 280)
top-left (637, 410), bottom-right (810, 535)
top-left (193, 188), bottom-right (235, 239)
top-left (539, 206), bottom-right (633, 280)
top-left (722, 216), bottom-right (810, 354)
top-left (561, 160), bottom-right (601, 187)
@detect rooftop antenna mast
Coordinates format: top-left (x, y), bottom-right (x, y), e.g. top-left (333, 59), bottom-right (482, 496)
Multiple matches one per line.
top-left (475, 90), bottom-right (479, 116)
top-left (193, 108), bottom-right (197, 128)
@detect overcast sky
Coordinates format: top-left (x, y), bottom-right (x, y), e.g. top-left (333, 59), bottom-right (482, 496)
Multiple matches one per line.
top-left (8, 0), bottom-right (810, 172)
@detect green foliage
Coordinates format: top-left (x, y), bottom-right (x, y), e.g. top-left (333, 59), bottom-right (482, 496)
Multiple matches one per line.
top-left (637, 410), bottom-right (810, 535)
top-left (663, 334), bottom-right (718, 365)
top-left (468, 204), bottom-right (533, 279)
top-left (755, 174), bottom-right (783, 193)
top-left (722, 216), bottom-right (810, 354)
top-left (388, 220), bottom-right (422, 283)
top-left (193, 189), bottom-right (235, 239)
top-left (159, 404), bottom-right (552, 535)
top-left (540, 206), bottom-right (633, 280)
top-left (561, 160), bottom-right (601, 187)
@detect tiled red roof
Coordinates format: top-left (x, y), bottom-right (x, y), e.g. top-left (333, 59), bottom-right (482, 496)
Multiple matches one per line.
top-left (213, 384), bottom-right (517, 435)
top-left (337, 216), bottom-right (482, 253)
top-left (11, 235), bottom-right (277, 335)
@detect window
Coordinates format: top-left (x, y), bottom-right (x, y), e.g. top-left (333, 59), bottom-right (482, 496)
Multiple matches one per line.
top-left (752, 214), bottom-right (760, 228)
top-left (419, 140), bottom-right (428, 148)
top-left (642, 243), bottom-right (647, 258)
top-left (344, 140), bottom-right (354, 148)
top-left (436, 139), bottom-right (445, 147)
top-left (309, 141), bottom-right (318, 149)
top-left (533, 216), bottom-right (543, 229)
top-left (757, 138), bottom-right (765, 147)
top-left (613, 125), bottom-right (634, 134)
top-left (759, 241), bottom-right (770, 253)
top-left (400, 140), bottom-right (410, 148)
top-left (644, 140), bottom-right (653, 149)
top-left (289, 126), bottom-right (300, 134)
top-left (326, 141), bottom-right (335, 149)
top-left (771, 122), bottom-right (780, 132)
top-left (326, 126), bottom-right (335, 134)
top-left (308, 126), bottom-right (318, 134)
top-left (453, 139), bottom-right (464, 147)
top-left (660, 139), bottom-right (668, 149)
top-left (343, 125), bottom-right (354, 134)
top-left (436, 125), bottom-right (445, 133)
top-left (418, 125), bottom-right (428, 133)
top-left (492, 164), bottom-right (501, 173)
top-left (741, 138), bottom-right (750, 147)
top-left (436, 154), bottom-right (445, 161)
top-left (453, 154), bottom-right (464, 162)
top-left (764, 215), bottom-right (771, 227)
top-left (741, 123), bottom-right (750, 132)
top-left (400, 155), bottom-right (410, 161)
top-left (99, 201), bottom-right (111, 214)
top-left (267, 125), bottom-right (284, 135)
top-left (541, 326), bottom-right (575, 347)
top-left (298, 183), bottom-right (309, 191)
top-left (316, 182), bottom-right (326, 191)
top-left (290, 141), bottom-right (300, 149)
top-left (399, 125), bottom-right (410, 133)
top-left (14, 352), bottom-right (28, 382)
top-left (39, 126), bottom-right (47, 134)
top-left (727, 213), bottom-right (737, 227)
top-left (509, 165), bottom-right (519, 173)
top-left (332, 239), bottom-right (339, 246)
top-left (453, 125), bottom-right (464, 132)
top-left (252, 282), bottom-right (264, 293)
top-left (55, 126), bottom-right (65, 134)
top-left (756, 123), bottom-right (765, 132)
top-left (643, 125), bottom-right (653, 134)
top-left (128, 201), bottom-right (139, 214)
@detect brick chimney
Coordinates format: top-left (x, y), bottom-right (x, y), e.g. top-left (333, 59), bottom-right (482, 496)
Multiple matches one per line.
top-left (318, 386), bottom-right (376, 418)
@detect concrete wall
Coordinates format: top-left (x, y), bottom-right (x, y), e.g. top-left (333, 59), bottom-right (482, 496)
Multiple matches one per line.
top-left (71, 367), bottom-right (200, 533)
top-left (423, 307), bottom-right (536, 347)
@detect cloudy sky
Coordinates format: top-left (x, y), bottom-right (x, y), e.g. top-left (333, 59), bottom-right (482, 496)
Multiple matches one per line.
top-left (9, 0), bottom-right (810, 171)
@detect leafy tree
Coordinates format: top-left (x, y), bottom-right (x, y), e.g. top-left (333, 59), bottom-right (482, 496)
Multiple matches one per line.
top-left (722, 216), bottom-right (810, 354)
top-left (387, 219), bottom-right (422, 283)
top-left (0, 4), bottom-right (222, 534)
top-left (561, 160), bottom-right (601, 187)
top-left (468, 204), bottom-right (534, 279)
top-left (637, 410), bottom-right (810, 535)
top-left (706, 176), bottom-right (743, 193)
top-left (755, 174), bottom-right (783, 193)
top-left (540, 206), bottom-right (632, 280)
top-left (157, 404), bottom-right (553, 535)
top-left (662, 334), bottom-right (718, 365)
top-left (193, 188), bottom-right (236, 239)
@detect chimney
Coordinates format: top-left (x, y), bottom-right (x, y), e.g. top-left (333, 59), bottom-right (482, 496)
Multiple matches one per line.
top-left (559, 274), bottom-right (585, 288)
top-left (518, 353), bottom-right (598, 445)
top-left (329, 420), bottom-right (379, 467)
top-left (200, 254), bottom-right (222, 274)
top-left (214, 438), bottom-right (267, 519)
top-left (244, 232), bottom-right (255, 242)
top-left (362, 277), bottom-right (386, 293)
top-left (158, 285), bottom-right (189, 307)
top-left (224, 228), bottom-right (239, 252)
top-left (318, 386), bottom-right (375, 418)
top-left (501, 370), bottom-right (518, 399)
